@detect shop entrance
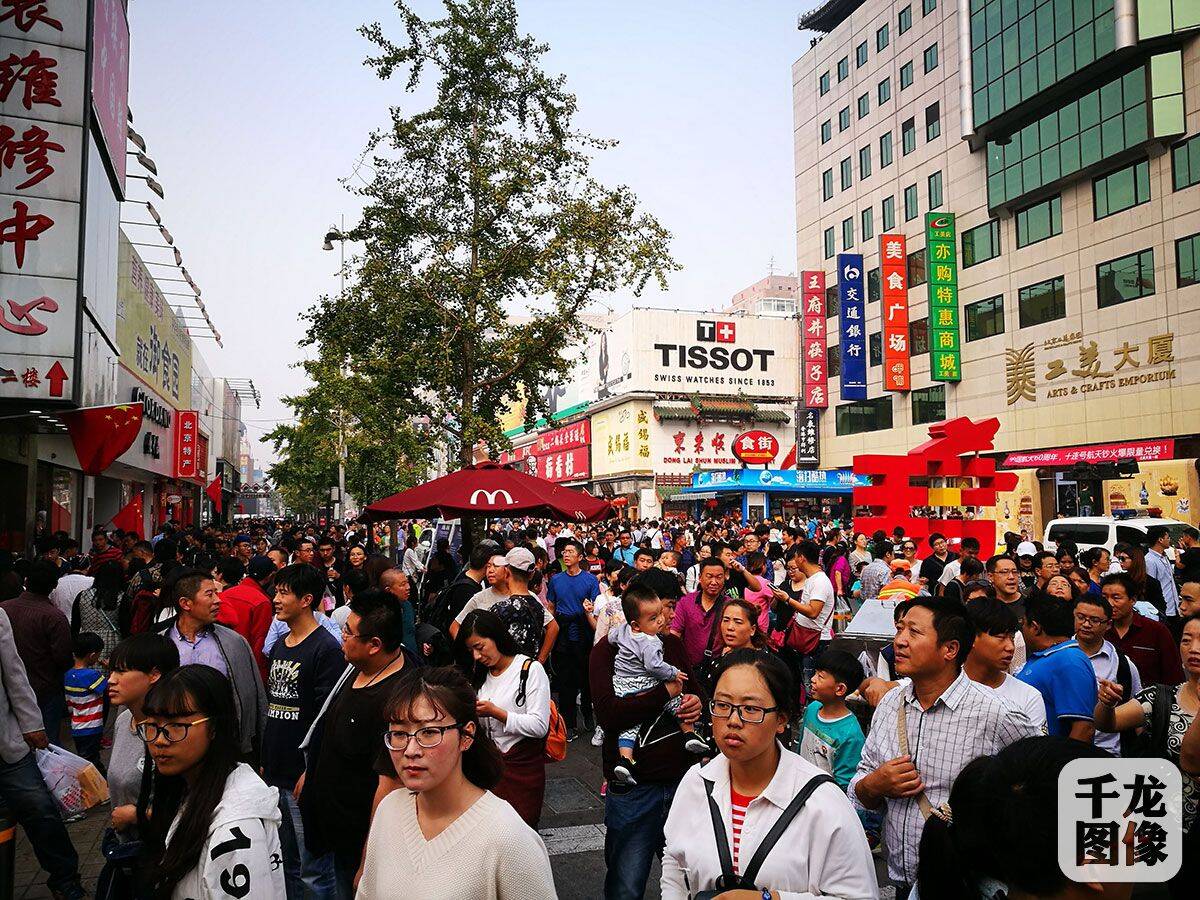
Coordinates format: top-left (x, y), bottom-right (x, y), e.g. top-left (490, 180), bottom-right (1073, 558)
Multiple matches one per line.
top-left (0, 459), bottom-right (28, 551)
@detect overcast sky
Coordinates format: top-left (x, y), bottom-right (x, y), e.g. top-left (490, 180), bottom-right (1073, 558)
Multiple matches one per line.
top-left (127, 1), bottom-right (812, 464)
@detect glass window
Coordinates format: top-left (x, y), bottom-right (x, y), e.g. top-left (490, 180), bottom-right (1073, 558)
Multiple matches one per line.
top-left (1015, 195), bottom-right (1061, 248)
top-left (880, 131), bottom-right (894, 167)
top-left (835, 397), bottom-right (894, 436)
top-left (869, 331), bottom-right (882, 366)
top-left (962, 219), bottom-right (1001, 268)
top-left (858, 93), bottom-right (870, 119)
top-left (1171, 134), bottom-right (1200, 191)
top-left (859, 145), bottom-right (872, 179)
top-left (837, 57), bottom-right (849, 82)
top-left (826, 285), bottom-right (838, 315)
top-left (1018, 276), bottom-right (1066, 328)
top-left (822, 169), bottom-right (833, 201)
top-left (843, 217), bottom-right (855, 250)
top-left (922, 0), bottom-right (937, 15)
top-left (827, 343), bottom-right (840, 378)
top-left (909, 317), bottom-right (929, 355)
top-left (868, 266), bottom-right (881, 301)
top-left (878, 77), bottom-right (892, 105)
top-left (965, 295), bottom-right (1005, 341)
top-left (902, 118), bottom-right (916, 154)
top-left (840, 157), bottom-right (853, 190)
top-left (904, 183), bottom-right (919, 221)
top-left (899, 5), bottom-right (912, 34)
top-left (924, 43), bottom-right (938, 73)
top-left (821, 120), bottom-right (832, 144)
top-left (901, 61), bottom-right (914, 89)
top-left (1177, 232), bottom-right (1200, 288)
top-left (1097, 248), bottom-right (1155, 308)
top-left (925, 101), bottom-right (941, 141)
top-left (819, 72), bottom-right (831, 95)
top-left (862, 206), bottom-right (874, 242)
top-left (824, 226), bottom-right (835, 260)
top-left (839, 107), bottom-right (850, 131)
top-left (877, 24), bottom-right (890, 51)
top-left (907, 248), bottom-right (927, 286)
top-left (882, 195), bottom-right (896, 230)
top-left (928, 171), bottom-right (944, 209)
top-left (857, 42), bottom-right (869, 68)
top-left (1093, 159), bottom-right (1150, 219)
top-left (911, 384), bottom-right (945, 426)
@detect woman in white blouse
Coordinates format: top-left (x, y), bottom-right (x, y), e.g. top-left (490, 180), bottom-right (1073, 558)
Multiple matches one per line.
top-left (463, 609), bottom-right (551, 827)
top-left (662, 649), bottom-right (878, 900)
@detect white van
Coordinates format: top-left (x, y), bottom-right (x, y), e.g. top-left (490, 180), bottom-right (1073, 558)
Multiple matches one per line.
top-left (1043, 516), bottom-right (1192, 556)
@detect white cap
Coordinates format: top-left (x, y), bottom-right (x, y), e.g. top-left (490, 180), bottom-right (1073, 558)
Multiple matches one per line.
top-left (1016, 541), bottom-right (1037, 557)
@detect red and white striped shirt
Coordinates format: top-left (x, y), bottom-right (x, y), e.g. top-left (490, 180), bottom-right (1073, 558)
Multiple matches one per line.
top-left (729, 787), bottom-right (757, 874)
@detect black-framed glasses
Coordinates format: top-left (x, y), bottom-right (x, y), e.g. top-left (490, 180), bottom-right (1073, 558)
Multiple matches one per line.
top-left (383, 723), bottom-right (464, 750)
top-left (709, 700), bottom-right (778, 724)
top-left (1074, 613), bottom-right (1110, 627)
top-left (136, 717), bottom-right (210, 744)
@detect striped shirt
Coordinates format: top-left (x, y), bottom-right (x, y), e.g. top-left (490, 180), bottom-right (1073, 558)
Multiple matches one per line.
top-left (65, 667), bottom-right (106, 736)
top-left (729, 787), bottom-right (756, 874)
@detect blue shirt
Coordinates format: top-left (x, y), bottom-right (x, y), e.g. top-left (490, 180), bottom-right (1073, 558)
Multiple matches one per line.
top-left (169, 624), bottom-right (228, 675)
top-left (1015, 638), bottom-right (1097, 737)
top-left (613, 547), bottom-right (637, 566)
top-left (547, 569), bottom-right (600, 643)
top-left (797, 702), bottom-right (865, 789)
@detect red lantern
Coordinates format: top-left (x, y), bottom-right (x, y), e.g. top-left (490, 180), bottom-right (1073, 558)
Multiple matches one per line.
top-left (732, 430), bottom-right (780, 465)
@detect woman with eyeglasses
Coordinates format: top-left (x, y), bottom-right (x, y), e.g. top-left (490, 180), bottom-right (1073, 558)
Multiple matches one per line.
top-left (138, 664), bottom-right (286, 899)
top-left (357, 666), bottom-right (556, 900)
top-left (460, 610), bottom-right (550, 827)
top-left (1113, 542), bottom-right (1167, 619)
top-left (662, 650), bottom-right (877, 899)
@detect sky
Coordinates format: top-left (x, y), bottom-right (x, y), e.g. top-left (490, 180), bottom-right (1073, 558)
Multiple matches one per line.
top-left (126, 1), bottom-right (815, 464)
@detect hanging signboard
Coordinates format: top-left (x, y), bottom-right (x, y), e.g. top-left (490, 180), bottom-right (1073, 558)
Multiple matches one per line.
top-left (880, 233), bottom-right (910, 392)
top-left (731, 430), bottom-right (780, 465)
top-left (173, 410), bottom-right (200, 479)
top-left (796, 407), bottom-right (820, 467)
top-left (926, 213), bottom-right (962, 382)
top-left (800, 270), bottom-right (828, 408)
top-left (837, 254), bottom-right (867, 400)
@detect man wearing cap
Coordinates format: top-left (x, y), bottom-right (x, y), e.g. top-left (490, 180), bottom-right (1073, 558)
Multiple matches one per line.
top-left (218, 555), bottom-right (277, 680)
top-left (877, 558), bottom-right (922, 603)
top-left (451, 549), bottom-right (559, 663)
top-left (1015, 540), bottom-right (1039, 596)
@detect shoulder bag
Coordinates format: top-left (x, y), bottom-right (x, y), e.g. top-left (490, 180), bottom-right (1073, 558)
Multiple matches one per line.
top-left (517, 658), bottom-right (566, 762)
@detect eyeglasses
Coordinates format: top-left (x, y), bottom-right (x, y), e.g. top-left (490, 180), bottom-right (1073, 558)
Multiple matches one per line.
top-left (709, 700), bottom-right (778, 724)
top-left (1074, 613), bottom-right (1110, 627)
top-left (383, 723), bottom-right (464, 750)
top-left (137, 717), bottom-right (210, 744)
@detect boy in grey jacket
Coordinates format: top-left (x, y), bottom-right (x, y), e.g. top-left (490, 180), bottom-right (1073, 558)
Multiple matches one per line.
top-left (608, 584), bottom-right (707, 784)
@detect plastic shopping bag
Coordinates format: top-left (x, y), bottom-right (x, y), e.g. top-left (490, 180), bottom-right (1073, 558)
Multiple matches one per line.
top-left (36, 744), bottom-right (110, 816)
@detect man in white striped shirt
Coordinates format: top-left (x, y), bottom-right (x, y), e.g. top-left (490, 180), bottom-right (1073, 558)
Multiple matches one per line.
top-left (849, 596), bottom-right (1038, 899)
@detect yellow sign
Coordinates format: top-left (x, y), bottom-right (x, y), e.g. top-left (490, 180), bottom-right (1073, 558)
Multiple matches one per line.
top-left (1006, 333), bottom-right (1175, 406)
top-left (117, 234), bottom-right (192, 408)
top-left (590, 400), bottom-right (652, 477)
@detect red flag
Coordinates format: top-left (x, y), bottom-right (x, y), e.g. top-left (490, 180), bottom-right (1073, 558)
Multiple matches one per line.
top-left (206, 476), bottom-right (223, 513)
top-left (110, 493), bottom-right (144, 539)
top-left (58, 404), bottom-right (144, 475)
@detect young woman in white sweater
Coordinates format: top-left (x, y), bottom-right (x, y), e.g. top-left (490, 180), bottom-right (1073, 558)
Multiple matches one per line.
top-left (356, 665), bottom-right (556, 900)
top-left (463, 610), bottom-right (551, 827)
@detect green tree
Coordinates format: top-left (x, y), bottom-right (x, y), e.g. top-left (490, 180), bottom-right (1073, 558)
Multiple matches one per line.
top-left (301, 0), bottom-right (677, 472)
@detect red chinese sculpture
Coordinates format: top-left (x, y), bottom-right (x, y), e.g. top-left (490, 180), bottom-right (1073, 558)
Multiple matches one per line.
top-left (852, 417), bottom-right (1018, 548)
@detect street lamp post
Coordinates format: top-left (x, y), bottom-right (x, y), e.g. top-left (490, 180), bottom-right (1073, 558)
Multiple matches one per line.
top-left (323, 216), bottom-right (348, 521)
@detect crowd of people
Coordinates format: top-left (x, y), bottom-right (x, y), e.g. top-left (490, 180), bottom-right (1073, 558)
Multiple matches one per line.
top-left (0, 511), bottom-right (1197, 899)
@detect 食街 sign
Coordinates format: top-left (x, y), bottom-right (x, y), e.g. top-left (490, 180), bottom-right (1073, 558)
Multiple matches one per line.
top-left (880, 234), bottom-right (910, 392)
top-left (1005, 333), bottom-right (1176, 406)
top-left (0, 3), bottom-right (89, 401)
top-left (801, 270), bottom-right (828, 408)
top-left (837, 254), bottom-right (866, 400)
top-left (731, 430), bottom-right (780, 465)
top-left (925, 213), bottom-right (961, 382)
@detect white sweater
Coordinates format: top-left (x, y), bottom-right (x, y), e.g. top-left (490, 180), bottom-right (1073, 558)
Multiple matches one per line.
top-left (356, 789), bottom-right (556, 900)
top-left (478, 654), bottom-right (550, 753)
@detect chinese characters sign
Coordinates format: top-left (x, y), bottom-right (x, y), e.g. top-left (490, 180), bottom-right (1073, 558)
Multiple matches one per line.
top-left (1002, 439), bottom-right (1175, 468)
top-left (879, 234), bottom-right (910, 392)
top-left (731, 430), bottom-right (780, 465)
top-left (800, 270), bottom-right (828, 408)
top-left (0, 2), bottom-right (88, 401)
top-left (117, 233), bottom-right (192, 407)
top-left (590, 400), bottom-right (653, 477)
top-left (1006, 333), bottom-right (1175, 406)
top-left (90, 0), bottom-right (129, 194)
top-left (795, 408), bottom-right (820, 467)
top-left (925, 214), bottom-right (961, 382)
top-left (837, 254), bottom-right (866, 400)
top-left (173, 410), bottom-right (200, 479)
top-left (531, 420), bottom-right (590, 483)
top-left (535, 420), bottom-right (589, 454)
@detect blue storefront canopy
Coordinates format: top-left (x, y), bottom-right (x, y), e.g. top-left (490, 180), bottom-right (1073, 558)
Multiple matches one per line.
top-left (682, 469), bottom-right (871, 495)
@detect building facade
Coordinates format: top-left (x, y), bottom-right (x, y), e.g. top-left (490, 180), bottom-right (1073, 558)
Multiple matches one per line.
top-left (725, 274), bottom-right (802, 316)
top-left (794, 0), bottom-right (1200, 529)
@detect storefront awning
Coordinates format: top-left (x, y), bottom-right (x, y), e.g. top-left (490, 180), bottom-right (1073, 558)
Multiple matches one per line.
top-left (652, 397), bottom-right (790, 424)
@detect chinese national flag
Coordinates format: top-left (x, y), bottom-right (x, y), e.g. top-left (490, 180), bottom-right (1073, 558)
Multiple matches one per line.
top-left (58, 404), bottom-right (144, 475)
top-left (110, 493), bottom-right (144, 539)
top-left (206, 476), bottom-right (223, 513)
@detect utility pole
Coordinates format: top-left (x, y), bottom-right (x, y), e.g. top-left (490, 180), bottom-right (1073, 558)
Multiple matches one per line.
top-left (324, 215), bottom-right (348, 522)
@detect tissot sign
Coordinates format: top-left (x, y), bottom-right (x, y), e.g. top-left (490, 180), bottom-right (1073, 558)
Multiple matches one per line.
top-left (592, 309), bottom-right (799, 399)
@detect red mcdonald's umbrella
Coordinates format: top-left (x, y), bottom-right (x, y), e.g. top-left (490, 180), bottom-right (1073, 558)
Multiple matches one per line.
top-left (363, 461), bottom-right (614, 522)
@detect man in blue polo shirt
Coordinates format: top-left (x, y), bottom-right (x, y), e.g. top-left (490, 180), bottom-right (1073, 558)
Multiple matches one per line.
top-left (547, 540), bottom-right (601, 741)
top-left (1017, 592), bottom-right (1097, 741)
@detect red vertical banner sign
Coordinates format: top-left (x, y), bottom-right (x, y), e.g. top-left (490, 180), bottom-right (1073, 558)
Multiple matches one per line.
top-left (173, 410), bottom-right (199, 478)
top-left (800, 271), bottom-right (828, 408)
top-left (880, 234), bottom-right (911, 392)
